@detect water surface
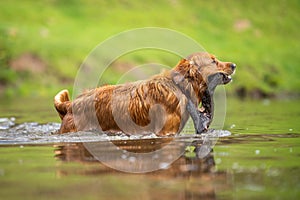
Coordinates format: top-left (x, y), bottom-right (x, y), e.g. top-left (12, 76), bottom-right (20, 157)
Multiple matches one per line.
top-left (0, 97), bottom-right (299, 199)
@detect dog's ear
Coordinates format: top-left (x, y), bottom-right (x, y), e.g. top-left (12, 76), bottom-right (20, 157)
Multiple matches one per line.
top-left (176, 59), bottom-right (188, 67)
top-left (179, 58), bottom-right (187, 64)
top-left (187, 54), bottom-right (206, 68)
top-left (173, 59), bottom-right (190, 75)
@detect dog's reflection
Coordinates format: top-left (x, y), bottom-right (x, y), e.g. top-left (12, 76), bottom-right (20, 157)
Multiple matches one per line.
top-left (54, 137), bottom-right (216, 176)
top-left (54, 136), bottom-right (227, 200)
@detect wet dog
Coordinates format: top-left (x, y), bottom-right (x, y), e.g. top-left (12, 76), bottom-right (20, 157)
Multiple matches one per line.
top-left (54, 52), bottom-right (236, 135)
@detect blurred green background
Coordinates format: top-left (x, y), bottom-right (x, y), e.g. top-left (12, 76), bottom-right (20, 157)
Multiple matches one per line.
top-left (0, 0), bottom-right (299, 98)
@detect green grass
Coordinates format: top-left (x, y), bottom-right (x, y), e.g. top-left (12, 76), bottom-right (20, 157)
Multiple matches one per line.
top-left (0, 0), bottom-right (299, 98)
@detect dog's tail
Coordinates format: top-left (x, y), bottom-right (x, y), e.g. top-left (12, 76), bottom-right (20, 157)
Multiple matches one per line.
top-left (54, 89), bottom-right (71, 120)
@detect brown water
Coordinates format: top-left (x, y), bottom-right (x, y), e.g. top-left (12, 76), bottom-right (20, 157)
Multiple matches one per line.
top-left (0, 97), bottom-right (299, 199)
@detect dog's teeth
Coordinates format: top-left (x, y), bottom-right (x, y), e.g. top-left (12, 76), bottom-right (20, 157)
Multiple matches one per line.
top-left (228, 75), bottom-right (232, 79)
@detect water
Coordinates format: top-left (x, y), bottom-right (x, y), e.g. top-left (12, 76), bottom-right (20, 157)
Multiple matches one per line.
top-left (0, 97), bottom-right (299, 199)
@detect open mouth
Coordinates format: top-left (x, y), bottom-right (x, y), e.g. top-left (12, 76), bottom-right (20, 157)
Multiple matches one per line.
top-left (223, 74), bottom-right (232, 84)
top-left (221, 73), bottom-right (232, 84)
top-left (207, 72), bottom-right (233, 86)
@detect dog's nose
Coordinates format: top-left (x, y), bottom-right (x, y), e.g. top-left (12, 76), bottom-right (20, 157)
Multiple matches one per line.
top-left (230, 63), bottom-right (236, 71)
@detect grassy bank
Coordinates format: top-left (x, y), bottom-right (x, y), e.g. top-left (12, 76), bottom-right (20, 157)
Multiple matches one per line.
top-left (0, 0), bottom-right (299, 98)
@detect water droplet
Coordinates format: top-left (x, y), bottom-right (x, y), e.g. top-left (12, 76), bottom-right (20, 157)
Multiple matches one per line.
top-left (230, 124), bottom-right (236, 129)
top-left (289, 129), bottom-right (293, 132)
top-left (255, 150), bottom-right (260, 155)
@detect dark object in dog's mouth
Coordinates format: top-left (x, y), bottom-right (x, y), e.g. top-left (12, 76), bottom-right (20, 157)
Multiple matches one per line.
top-left (222, 73), bottom-right (232, 84)
top-left (207, 72), bottom-right (233, 86)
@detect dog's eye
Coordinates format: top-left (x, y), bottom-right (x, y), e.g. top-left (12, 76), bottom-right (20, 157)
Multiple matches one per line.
top-left (211, 59), bottom-right (219, 65)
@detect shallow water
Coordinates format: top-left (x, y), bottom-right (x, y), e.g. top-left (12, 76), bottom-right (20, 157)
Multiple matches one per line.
top-left (0, 97), bottom-right (299, 199)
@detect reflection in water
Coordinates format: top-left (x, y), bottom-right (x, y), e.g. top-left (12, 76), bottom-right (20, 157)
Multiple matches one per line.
top-left (55, 139), bottom-right (216, 175)
top-left (52, 132), bottom-right (300, 199)
top-left (54, 136), bottom-right (227, 199)
top-left (1, 99), bottom-right (300, 199)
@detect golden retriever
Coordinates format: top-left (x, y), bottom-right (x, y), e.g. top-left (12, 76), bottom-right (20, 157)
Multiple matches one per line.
top-left (54, 52), bottom-right (236, 135)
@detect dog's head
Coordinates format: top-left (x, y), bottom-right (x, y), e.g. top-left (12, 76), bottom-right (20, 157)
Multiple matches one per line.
top-left (186, 52), bottom-right (236, 84)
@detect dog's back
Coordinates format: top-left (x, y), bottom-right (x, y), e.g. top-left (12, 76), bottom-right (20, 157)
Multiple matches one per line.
top-left (53, 71), bottom-right (190, 135)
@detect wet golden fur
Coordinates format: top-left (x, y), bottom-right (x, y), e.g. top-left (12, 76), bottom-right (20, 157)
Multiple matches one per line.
top-left (54, 52), bottom-right (235, 135)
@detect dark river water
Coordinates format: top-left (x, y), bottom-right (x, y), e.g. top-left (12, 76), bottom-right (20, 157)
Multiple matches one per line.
top-left (0, 97), bottom-right (299, 200)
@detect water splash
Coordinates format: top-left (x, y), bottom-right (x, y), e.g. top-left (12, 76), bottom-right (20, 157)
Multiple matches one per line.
top-left (0, 119), bottom-right (231, 145)
top-left (0, 118), bottom-right (15, 130)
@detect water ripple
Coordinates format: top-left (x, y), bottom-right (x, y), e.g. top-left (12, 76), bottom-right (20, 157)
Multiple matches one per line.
top-left (0, 118), bottom-right (231, 145)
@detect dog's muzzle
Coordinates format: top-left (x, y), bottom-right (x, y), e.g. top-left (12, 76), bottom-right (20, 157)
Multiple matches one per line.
top-left (223, 63), bottom-right (236, 84)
